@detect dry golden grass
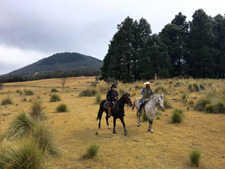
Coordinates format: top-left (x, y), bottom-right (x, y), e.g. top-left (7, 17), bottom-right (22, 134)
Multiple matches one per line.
top-left (0, 77), bottom-right (225, 169)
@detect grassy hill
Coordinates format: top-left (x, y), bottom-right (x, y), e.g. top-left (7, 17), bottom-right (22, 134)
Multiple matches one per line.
top-left (7, 52), bottom-right (103, 76)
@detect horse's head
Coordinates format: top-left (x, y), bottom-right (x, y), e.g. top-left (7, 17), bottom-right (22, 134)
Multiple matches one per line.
top-left (156, 94), bottom-right (164, 109)
top-left (123, 93), bottom-right (133, 107)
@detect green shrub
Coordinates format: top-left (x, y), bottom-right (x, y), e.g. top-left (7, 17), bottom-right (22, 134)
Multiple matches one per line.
top-left (0, 139), bottom-right (45, 169)
top-left (205, 104), bottom-right (215, 113)
top-left (3, 112), bottom-right (35, 140)
top-left (189, 150), bottom-right (201, 166)
top-left (1, 97), bottom-right (13, 105)
top-left (32, 125), bottom-right (61, 157)
top-left (155, 86), bottom-right (168, 95)
top-left (30, 99), bottom-right (47, 121)
top-left (50, 94), bottom-right (61, 102)
top-left (95, 93), bottom-right (101, 104)
top-left (79, 88), bottom-right (97, 97)
top-left (56, 104), bottom-right (68, 112)
top-left (51, 88), bottom-right (58, 92)
top-left (142, 112), bottom-right (148, 122)
top-left (194, 98), bottom-right (211, 111)
top-left (214, 102), bottom-right (225, 114)
top-left (171, 109), bottom-right (183, 123)
top-left (24, 89), bottom-right (34, 96)
top-left (86, 143), bottom-right (99, 158)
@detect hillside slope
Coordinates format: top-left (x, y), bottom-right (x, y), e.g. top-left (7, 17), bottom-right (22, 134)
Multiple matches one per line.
top-left (8, 52), bottom-right (103, 75)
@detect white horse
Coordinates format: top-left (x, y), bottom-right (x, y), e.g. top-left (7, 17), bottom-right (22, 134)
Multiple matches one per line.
top-left (132, 94), bottom-right (164, 132)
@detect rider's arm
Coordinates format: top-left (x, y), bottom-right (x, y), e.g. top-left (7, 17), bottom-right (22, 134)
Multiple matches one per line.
top-left (141, 88), bottom-right (144, 96)
top-left (150, 89), bottom-right (153, 95)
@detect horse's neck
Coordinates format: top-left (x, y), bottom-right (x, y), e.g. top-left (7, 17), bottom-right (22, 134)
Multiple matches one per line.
top-left (146, 95), bottom-right (158, 109)
top-left (117, 97), bottom-right (126, 108)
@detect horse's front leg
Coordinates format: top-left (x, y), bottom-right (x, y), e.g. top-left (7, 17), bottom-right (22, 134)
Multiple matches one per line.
top-left (113, 117), bottom-right (117, 134)
top-left (137, 109), bottom-right (142, 127)
top-left (105, 115), bottom-right (110, 129)
top-left (148, 117), bottom-right (154, 133)
top-left (121, 117), bottom-right (127, 135)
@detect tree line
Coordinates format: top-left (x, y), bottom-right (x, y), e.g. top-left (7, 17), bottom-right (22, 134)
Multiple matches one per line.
top-left (101, 9), bottom-right (225, 82)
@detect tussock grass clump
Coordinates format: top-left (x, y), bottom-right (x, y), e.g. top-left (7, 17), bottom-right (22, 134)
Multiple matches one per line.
top-left (155, 86), bottom-right (168, 95)
top-left (86, 143), bottom-right (99, 158)
top-left (205, 104), bottom-right (215, 113)
top-left (194, 98), bottom-right (211, 111)
top-left (51, 88), bottom-right (58, 92)
top-left (32, 125), bottom-right (61, 157)
top-left (189, 99), bottom-right (194, 107)
top-left (118, 87), bottom-right (128, 96)
top-left (24, 89), bottom-right (34, 96)
top-left (1, 97), bottom-right (13, 105)
top-left (174, 82), bottom-right (184, 87)
top-left (188, 83), bottom-right (205, 92)
top-left (79, 88), bottom-right (97, 97)
top-left (96, 81), bottom-right (109, 94)
top-left (164, 96), bottom-right (172, 109)
top-left (56, 104), bottom-right (68, 112)
top-left (50, 94), bottom-right (61, 102)
top-left (3, 112), bottom-right (35, 140)
top-left (189, 150), bottom-right (201, 166)
top-left (30, 99), bottom-right (47, 121)
top-left (214, 102), bottom-right (225, 114)
top-left (0, 139), bottom-right (45, 169)
top-left (95, 93), bottom-right (101, 104)
top-left (181, 93), bottom-right (189, 103)
top-left (142, 112), bottom-right (148, 122)
top-left (171, 109), bottom-right (183, 123)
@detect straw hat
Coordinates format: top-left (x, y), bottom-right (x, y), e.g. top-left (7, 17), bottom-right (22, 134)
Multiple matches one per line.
top-left (144, 81), bottom-right (151, 85)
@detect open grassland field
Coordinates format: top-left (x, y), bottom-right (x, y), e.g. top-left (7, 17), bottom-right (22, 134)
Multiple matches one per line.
top-left (0, 77), bottom-right (225, 169)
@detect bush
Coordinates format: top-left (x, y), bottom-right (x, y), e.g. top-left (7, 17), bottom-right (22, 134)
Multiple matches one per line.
top-left (32, 125), bottom-right (61, 157)
top-left (205, 104), bottom-right (215, 113)
top-left (50, 94), bottom-right (61, 102)
top-left (155, 86), bottom-right (168, 95)
top-left (189, 150), bottom-right (201, 166)
top-left (24, 89), bottom-right (34, 96)
top-left (0, 139), bottom-right (45, 169)
top-left (3, 112), bottom-right (35, 140)
top-left (181, 93), bottom-right (189, 103)
top-left (56, 104), bottom-right (68, 112)
top-left (214, 102), bottom-right (225, 114)
top-left (51, 88), bottom-right (58, 92)
top-left (142, 112), bottom-right (148, 122)
top-left (171, 109), bottom-right (183, 123)
top-left (86, 143), bottom-right (99, 158)
top-left (95, 93), bottom-right (101, 104)
top-left (79, 88), bottom-right (97, 97)
top-left (1, 97), bottom-right (13, 105)
top-left (194, 98), bottom-right (211, 111)
top-left (30, 99), bottom-right (47, 121)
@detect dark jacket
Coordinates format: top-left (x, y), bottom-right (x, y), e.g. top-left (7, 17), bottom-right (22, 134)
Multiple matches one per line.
top-left (106, 89), bottom-right (118, 102)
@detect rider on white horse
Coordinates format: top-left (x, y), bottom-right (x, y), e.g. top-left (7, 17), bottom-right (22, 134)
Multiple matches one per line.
top-left (138, 81), bottom-right (153, 113)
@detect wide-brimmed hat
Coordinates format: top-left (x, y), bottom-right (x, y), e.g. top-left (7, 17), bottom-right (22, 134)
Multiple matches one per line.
top-left (144, 81), bottom-right (151, 85)
top-left (111, 84), bottom-right (117, 88)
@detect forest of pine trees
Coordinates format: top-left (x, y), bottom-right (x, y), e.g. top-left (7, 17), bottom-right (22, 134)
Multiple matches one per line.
top-left (101, 9), bottom-right (225, 82)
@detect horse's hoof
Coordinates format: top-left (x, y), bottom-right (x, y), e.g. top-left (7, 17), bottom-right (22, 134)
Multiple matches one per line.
top-left (148, 128), bottom-right (150, 132)
top-left (113, 131), bottom-right (117, 134)
top-left (150, 129), bottom-right (154, 133)
top-left (124, 131), bottom-right (127, 135)
top-left (108, 126), bottom-right (110, 129)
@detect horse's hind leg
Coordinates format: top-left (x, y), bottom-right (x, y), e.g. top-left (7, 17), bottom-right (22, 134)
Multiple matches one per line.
top-left (105, 115), bottom-right (110, 129)
top-left (121, 117), bottom-right (127, 135)
top-left (148, 118), bottom-right (154, 133)
top-left (113, 117), bottom-right (117, 134)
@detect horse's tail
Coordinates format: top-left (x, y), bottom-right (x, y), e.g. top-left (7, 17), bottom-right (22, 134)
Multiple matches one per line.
top-left (96, 101), bottom-right (105, 121)
top-left (132, 99), bottom-right (136, 110)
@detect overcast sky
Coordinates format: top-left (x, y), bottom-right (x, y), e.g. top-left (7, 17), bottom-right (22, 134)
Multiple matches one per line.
top-left (0, 0), bottom-right (224, 75)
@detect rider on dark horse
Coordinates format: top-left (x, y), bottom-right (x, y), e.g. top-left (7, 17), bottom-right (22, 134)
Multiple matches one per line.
top-left (138, 81), bottom-right (153, 113)
top-left (106, 84), bottom-right (118, 118)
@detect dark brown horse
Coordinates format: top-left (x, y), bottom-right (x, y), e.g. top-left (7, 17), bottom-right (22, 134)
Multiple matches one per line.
top-left (96, 93), bottom-right (132, 135)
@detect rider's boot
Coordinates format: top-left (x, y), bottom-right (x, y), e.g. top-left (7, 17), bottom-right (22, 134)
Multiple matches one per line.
top-left (138, 104), bottom-right (143, 113)
top-left (108, 106), bottom-right (112, 118)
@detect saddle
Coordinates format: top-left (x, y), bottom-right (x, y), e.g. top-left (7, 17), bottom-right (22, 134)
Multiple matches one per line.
top-left (139, 98), bottom-right (151, 112)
